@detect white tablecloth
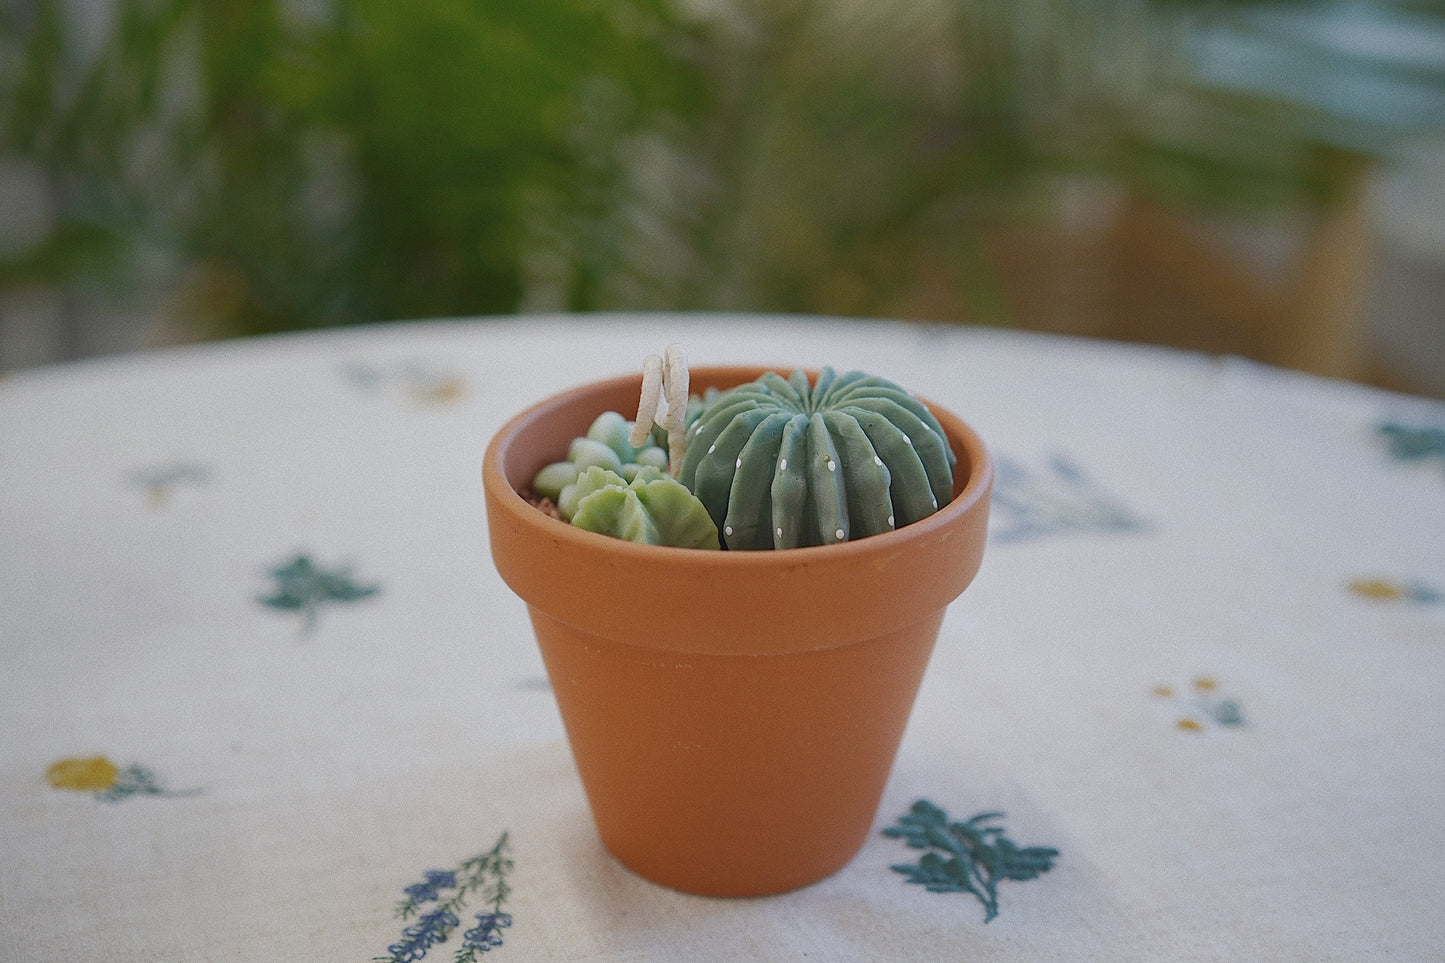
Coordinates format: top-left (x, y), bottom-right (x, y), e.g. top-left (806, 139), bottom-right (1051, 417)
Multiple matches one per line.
top-left (3, 313), bottom-right (1443, 961)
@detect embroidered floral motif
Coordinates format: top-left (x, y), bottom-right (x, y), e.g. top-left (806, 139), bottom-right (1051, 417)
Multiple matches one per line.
top-left (883, 800), bottom-right (1058, 923)
top-left (1375, 421), bottom-right (1445, 473)
top-left (376, 832), bottom-right (513, 962)
top-left (405, 870), bottom-right (459, 903)
top-left (1153, 676), bottom-right (1246, 732)
top-left (989, 454), bottom-right (1145, 543)
top-left (126, 463), bottom-right (210, 509)
top-left (46, 756), bottom-right (201, 801)
top-left (256, 554), bottom-right (380, 635)
top-left (461, 914), bottom-right (513, 956)
top-left (342, 361), bottom-right (468, 407)
top-left (1348, 577), bottom-right (1442, 606)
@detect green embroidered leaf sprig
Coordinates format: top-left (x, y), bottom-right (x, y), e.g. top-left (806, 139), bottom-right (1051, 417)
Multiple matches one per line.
top-left (1376, 422), bottom-right (1445, 467)
top-left (883, 800), bottom-right (1058, 923)
top-left (94, 764), bottom-right (203, 802)
top-left (257, 554), bottom-right (380, 635)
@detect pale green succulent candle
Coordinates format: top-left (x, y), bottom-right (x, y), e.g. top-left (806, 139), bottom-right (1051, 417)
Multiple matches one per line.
top-left (567, 466), bottom-right (719, 549)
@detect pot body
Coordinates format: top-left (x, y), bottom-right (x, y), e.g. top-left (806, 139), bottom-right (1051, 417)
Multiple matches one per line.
top-left (483, 367), bottom-right (992, 896)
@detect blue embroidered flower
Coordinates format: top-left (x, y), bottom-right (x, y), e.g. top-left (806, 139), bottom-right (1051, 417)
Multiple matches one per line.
top-left (461, 913), bottom-right (512, 953)
top-left (989, 454), bottom-right (1145, 543)
top-left (404, 870), bottom-right (458, 904)
top-left (376, 833), bottom-right (512, 962)
top-left (387, 909), bottom-right (459, 962)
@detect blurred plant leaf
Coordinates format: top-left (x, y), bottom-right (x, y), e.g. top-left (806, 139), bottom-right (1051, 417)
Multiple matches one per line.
top-left (2, 0), bottom-right (1442, 340)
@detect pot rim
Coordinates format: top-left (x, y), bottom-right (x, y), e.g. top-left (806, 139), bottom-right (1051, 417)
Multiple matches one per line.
top-left (482, 365), bottom-right (993, 654)
top-left (484, 366), bottom-right (991, 562)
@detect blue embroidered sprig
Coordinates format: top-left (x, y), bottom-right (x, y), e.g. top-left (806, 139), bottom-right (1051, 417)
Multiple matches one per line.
top-left (883, 800), bottom-right (1058, 923)
top-left (989, 454), bottom-right (1145, 543)
top-left (389, 910), bottom-right (459, 962)
top-left (376, 832), bottom-right (513, 962)
top-left (256, 553), bottom-right (380, 635)
top-left (460, 913), bottom-right (513, 958)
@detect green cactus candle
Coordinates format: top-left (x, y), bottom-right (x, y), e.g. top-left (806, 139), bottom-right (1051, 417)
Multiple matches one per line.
top-left (677, 367), bottom-right (955, 550)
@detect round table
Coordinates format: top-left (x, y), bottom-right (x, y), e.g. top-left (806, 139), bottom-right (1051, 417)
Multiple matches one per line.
top-left (3, 313), bottom-right (1443, 961)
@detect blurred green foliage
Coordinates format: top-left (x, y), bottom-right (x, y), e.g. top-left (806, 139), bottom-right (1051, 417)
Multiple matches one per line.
top-left (0, 0), bottom-right (707, 335)
top-left (1, 0), bottom-right (1442, 339)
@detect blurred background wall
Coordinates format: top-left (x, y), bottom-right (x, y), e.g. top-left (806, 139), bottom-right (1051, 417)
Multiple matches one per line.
top-left (2, 0), bottom-right (1443, 397)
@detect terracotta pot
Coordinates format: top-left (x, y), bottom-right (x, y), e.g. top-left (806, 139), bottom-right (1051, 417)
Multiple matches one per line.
top-left (482, 366), bottom-right (992, 897)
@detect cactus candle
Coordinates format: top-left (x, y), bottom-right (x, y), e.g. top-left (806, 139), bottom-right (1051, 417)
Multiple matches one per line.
top-left (679, 366), bottom-right (955, 549)
top-left (529, 347), bottom-right (957, 551)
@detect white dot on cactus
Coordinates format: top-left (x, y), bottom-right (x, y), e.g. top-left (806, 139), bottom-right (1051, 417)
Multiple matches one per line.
top-left (725, 525), bottom-right (734, 536)
top-left (776, 527), bottom-right (783, 538)
top-left (904, 435), bottom-right (913, 446)
top-left (874, 456), bottom-right (883, 466)
top-left (779, 458), bottom-right (787, 471)
top-left (735, 458), bottom-right (742, 469)
top-left (826, 459), bottom-right (836, 471)
top-left (931, 497), bottom-right (938, 509)
top-left (835, 529), bottom-right (845, 540)
top-left (888, 515), bottom-right (895, 526)
top-left (708, 444), bottom-right (716, 454)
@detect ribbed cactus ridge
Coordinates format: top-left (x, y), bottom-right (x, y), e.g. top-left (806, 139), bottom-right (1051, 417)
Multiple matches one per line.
top-left (678, 368), bottom-right (956, 550)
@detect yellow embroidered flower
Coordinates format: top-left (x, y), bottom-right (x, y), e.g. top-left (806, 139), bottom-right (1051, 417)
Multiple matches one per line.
top-left (46, 756), bottom-right (120, 792)
top-left (424, 375), bottom-right (467, 405)
top-left (407, 374), bottom-right (467, 406)
top-left (1349, 578), bottom-right (1405, 601)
